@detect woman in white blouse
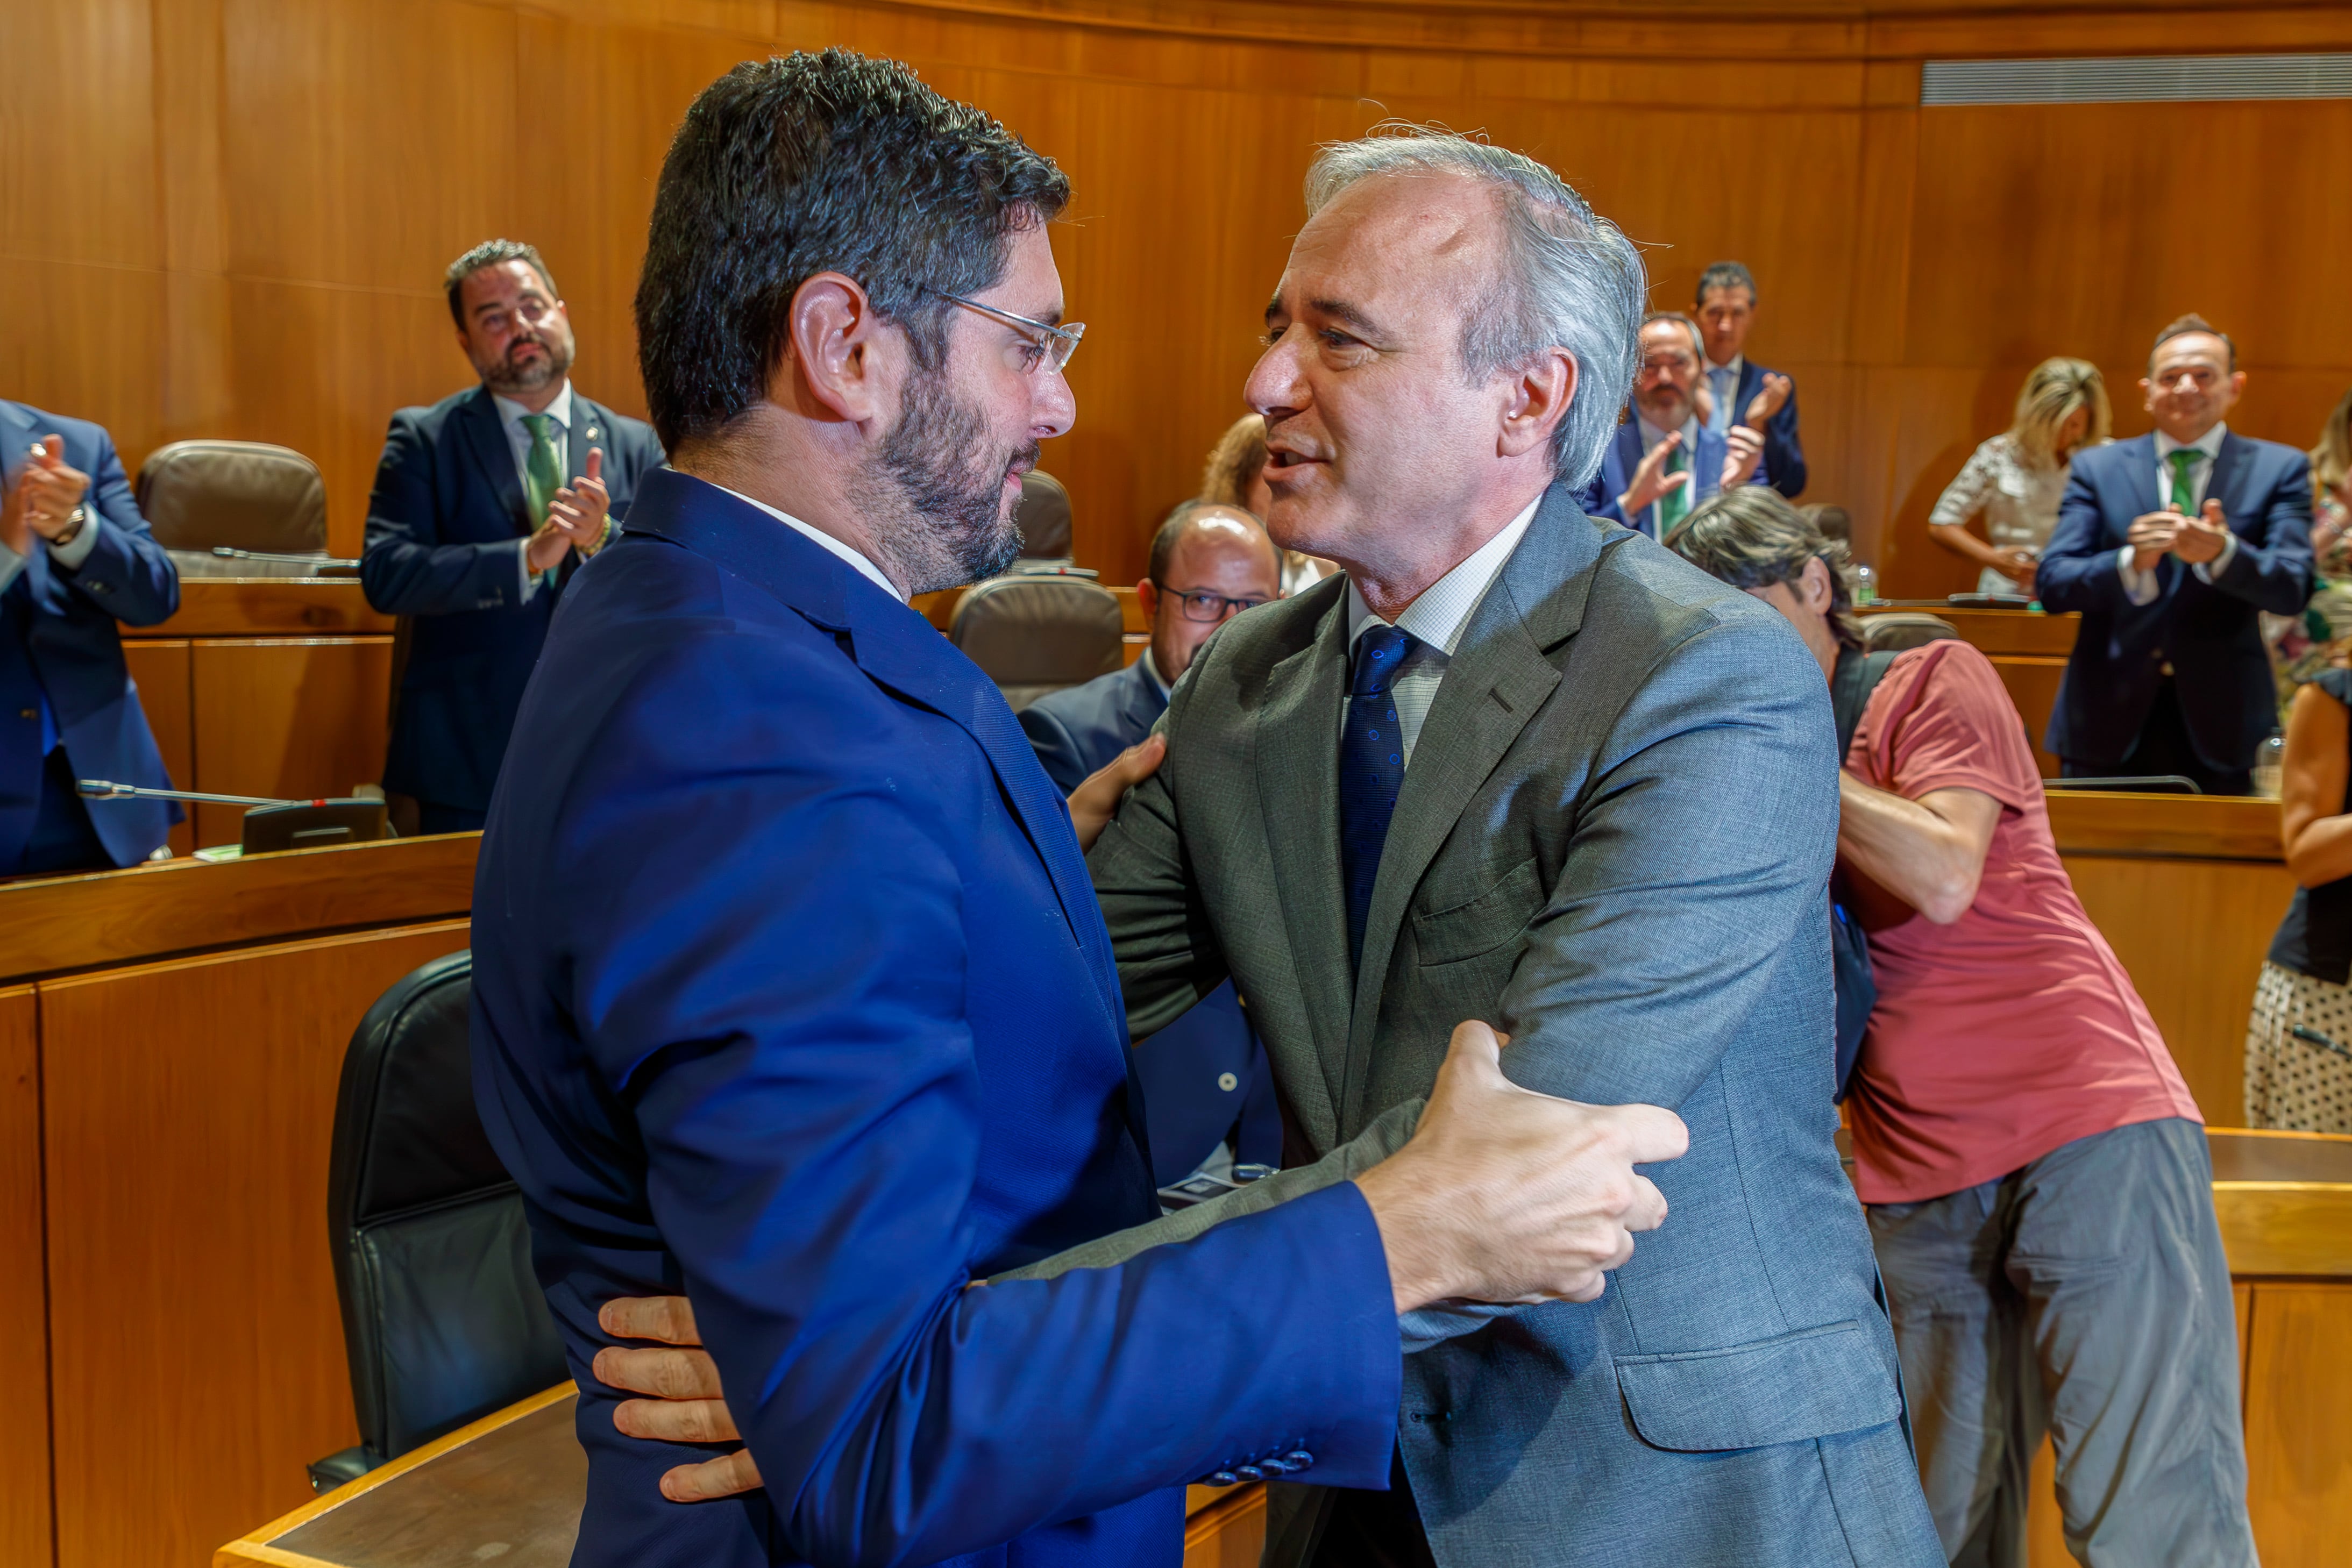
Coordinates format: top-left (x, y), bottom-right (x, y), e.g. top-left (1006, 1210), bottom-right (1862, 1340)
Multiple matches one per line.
top-left (1929, 357), bottom-right (2112, 596)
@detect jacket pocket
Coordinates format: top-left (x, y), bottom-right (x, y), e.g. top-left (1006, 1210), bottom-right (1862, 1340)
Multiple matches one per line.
top-left (1413, 856), bottom-right (1542, 967)
top-left (1614, 1320), bottom-right (1900, 1452)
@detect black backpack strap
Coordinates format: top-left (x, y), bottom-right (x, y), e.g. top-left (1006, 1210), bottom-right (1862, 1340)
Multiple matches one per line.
top-left (1830, 647), bottom-right (1901, 762)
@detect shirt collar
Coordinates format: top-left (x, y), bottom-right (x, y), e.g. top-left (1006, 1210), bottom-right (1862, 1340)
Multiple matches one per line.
top-left (2156, 422), bottom-right (2227, 463)
top-left (493, 380), bottom-right (573, 433)
top-left (706, 482), bottom-right (907, 603)
top-left (1137, 645), bottom-right (1170, 697)
top-left (1345, 494), bottom-right (1541, 656)
top-left (1635, 410), bottom-right (1703, 452)
top-left (1707, 354), bottom-right (1744, 382)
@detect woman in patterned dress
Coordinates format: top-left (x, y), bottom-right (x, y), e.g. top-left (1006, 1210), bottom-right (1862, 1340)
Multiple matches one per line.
top-left (2261, 386), bottom-right (2352, 709)
top-left (2246, 661), bottom-right (2352, 1130)
top-left (1928, 357), bottom-right (2112, 596)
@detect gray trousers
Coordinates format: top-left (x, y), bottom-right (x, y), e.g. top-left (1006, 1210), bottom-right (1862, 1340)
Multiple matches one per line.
top-left (1866, 1117), bottom-right (2257, 1567)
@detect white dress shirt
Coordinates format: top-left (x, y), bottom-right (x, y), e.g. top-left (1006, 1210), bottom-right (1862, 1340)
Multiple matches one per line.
top-left (1342, 495), bottom-right (1540, 766)
top-left (1137, 645), bottom-right (1169, 699)
top-left (2119, 423), bottom-right (2237, 605)
top-left (709, 481), bottom-right (906, 603)
top-left (1704, 355), bottom-right (1744, 436)
top-left (494, 382), bottom-right (573, 603)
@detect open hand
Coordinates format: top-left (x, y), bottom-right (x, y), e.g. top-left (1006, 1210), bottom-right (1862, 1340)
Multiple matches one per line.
top-left (1742, 373), bottom-right (1792, 429)
top-left (1620, 430), bottom-right (1690, 517)
top-left (2126, 508), bottom-right (2180, 574)
top-left (2, 435), bottom-right (91, 557)
top-left (527, 447), bottom-right (611, 573)
top-left (1722, 425), bottom-right (1765, 489)
top-left (595, 1294), bottom-right (759, 1503)
top-left (1067, 733), bottom-right (1163, 853)
top-left (2171, 497), bottom-right (2231, 565)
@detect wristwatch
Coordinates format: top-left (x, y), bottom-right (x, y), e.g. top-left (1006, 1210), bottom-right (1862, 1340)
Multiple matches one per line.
top-left (51, 506), bottom-right (87, 546)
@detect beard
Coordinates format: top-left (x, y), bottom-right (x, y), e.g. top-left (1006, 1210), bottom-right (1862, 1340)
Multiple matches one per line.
top-left (479, 329), bottom-right (574, 397)
top-left (853, 368), bottom-right (1031, 596)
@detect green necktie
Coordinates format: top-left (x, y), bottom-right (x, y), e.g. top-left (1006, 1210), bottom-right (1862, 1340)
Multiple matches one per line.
top-left (521, 413), bottom-right (563, 526)
top-left (2168, 447), bottom-right (2200, 512)
top-left (1658, 442), bottom-right (1693, 533)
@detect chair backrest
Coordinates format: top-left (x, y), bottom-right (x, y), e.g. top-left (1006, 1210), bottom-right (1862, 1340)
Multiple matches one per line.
top-left (949, 575), bottom-right (1125, 711)
top-left (1015, 470), bottom-right (1073, 559)
top-left (326, 951), bottom-right (564, 1467)
top-left (136, 439), bottom-right (328, 554)
top-left (1861, 611), bottom-right (1961, 653)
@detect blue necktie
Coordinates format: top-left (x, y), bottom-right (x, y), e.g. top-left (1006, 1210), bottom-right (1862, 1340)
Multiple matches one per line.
top-left (1708, 366), bottom-right (1737, 435)
top-left (1340, 623), bottom-right (1417, 971)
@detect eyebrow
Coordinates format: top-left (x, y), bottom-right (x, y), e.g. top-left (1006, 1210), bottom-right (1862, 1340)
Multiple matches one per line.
top-left (1263, 293), bottom-right (1384, 338)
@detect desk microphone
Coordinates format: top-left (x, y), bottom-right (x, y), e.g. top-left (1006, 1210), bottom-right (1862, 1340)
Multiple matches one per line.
top-left (78, 780), bottom-right (314, 808)
top-left (208, 546), bottom-right (363, 569)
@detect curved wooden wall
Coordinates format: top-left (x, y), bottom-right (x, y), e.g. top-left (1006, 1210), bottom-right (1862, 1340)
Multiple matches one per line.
top-left (3, 0), bottom-right (2349, 591)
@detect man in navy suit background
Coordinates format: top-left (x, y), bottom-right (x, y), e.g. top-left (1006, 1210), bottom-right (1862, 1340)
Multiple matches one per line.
top-left (470, 51), bottom-right (1683, 1567)
top-left (0, 403), bottom-right (180, 874)
top-left (1021, 500), bottom-right (1284, 1184)
top-left (1580, 312), bottom-right (1763, 538)
top-left (2038, 314), bottom-right (2312, 795)
top-left (1694, 260), bottom-right (1804, 498)
top-left (362, 239), bottom-right (664, 833)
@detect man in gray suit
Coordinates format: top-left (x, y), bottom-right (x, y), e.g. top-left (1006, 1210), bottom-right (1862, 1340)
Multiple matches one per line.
top-left (600, 126), bottom-right (1941, 1566)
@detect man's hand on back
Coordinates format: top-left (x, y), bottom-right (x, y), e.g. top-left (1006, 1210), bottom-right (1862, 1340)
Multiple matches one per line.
top-left (1354, 1021), bottom-right (1683, 1310)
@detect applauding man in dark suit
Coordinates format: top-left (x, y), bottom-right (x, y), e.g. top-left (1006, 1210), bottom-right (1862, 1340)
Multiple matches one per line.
top-left (2038, 314), bottom-right (2312, 794)
top-left (0, 404), bottom-right (181, 874)
top-left (361, 240), bottom-right (664, 833)
top-left (1695, 260), bottom-right (1804, 498)
top-left (1022, 500), bottom-right (1285, 1185)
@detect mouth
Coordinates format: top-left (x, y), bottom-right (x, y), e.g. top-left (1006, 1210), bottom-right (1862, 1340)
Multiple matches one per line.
top-left (1265, 447), bottom-right (1326, 481)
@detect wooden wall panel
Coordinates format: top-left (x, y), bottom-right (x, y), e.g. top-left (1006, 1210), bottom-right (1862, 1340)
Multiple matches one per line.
top-left (40, 921), bottom-right (470, 1568)
top-left (189, 638), bottom-right (394, 846)
top-left (2244, 1283), bottom-right (2352, 1562)
top-left (2060, 854), bottom-right (2296, 1127)
top-left (0, 988), bottom-right (48, 1568)
top-left (122, 640), bottom-right (196, 857)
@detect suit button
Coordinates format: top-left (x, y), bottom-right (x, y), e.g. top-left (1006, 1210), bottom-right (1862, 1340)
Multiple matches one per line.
top-left (17, 709), bottom-right (32, 719)
top-left (1218, 1072), bottom-right (1238, 1092)
top-left (84, 579), bottom-right (110, 592)
top-left (2160, 661), bottom-right (2175, 677)
top-left (1206, 1471), bottom-right (1239, 1487)
top-left (1284, 1451), bottom-right (1314, 1469)
top-left (1234, 1464), bottom-right (1264, 1482)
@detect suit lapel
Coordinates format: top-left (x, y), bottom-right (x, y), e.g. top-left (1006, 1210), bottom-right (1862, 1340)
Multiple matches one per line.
top-left (1696, 424), bottom-right (1727, 504)
top-left (1339, 485), bottom-right (1609, 1131)
top-left (1252, 586), bottom-right (1352, 1143)
top-left (454, 386), bottom-right (532, 536)
top-left (2207, 431), bottom-right (2244, 533)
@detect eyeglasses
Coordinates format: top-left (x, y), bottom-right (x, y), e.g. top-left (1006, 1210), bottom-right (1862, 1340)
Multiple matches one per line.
top-left (1159, 586), bottom-right (1271, 624)
top-left (934, 289), bottom-right (1086, 375)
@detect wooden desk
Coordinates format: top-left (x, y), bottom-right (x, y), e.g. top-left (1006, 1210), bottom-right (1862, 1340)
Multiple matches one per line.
top-left (217, 1387), bottom-right (1267, 1568)
top-left (2, 836), bottom-right (477, 1568)
top-left (121, 578), bottom-right (395, 850)
top-left (1860, 604), bottom-right (2079, 776)
top-left (2047, 792), bottom-right (2295, 1127)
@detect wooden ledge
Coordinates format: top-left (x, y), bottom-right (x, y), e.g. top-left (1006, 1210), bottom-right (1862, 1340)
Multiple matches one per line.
top-left (126, 578), bottom-right (394, 639)
top-left (2045, 791), bottom-right (2284, 863)
top-left (0, 833), bottom-right (479, 982)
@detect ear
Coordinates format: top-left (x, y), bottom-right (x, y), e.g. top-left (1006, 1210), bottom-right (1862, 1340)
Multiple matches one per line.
top-left (2227, 369), bottom-right (2248, 401)
top-left (1497, 348), bottom-right (1579, 461)
top-left (1803, 555), bottom-right (1836, 611)
top-left (2138, 377), bottom-right (2157, 407)
top-left (1135, 577), bottom-right (1161, 621)
top-left (776, 272), bottom-right (898, 426)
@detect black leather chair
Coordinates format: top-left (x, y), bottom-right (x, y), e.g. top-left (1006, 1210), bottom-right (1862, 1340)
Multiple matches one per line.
top-left (136, 438), bottom-right (337, 577)
top-left (308, 950), bottom-right (567, 1492)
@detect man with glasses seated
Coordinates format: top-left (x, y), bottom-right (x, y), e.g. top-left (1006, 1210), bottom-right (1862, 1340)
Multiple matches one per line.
top-left (1021, 500), bottom-right (1285, 1186)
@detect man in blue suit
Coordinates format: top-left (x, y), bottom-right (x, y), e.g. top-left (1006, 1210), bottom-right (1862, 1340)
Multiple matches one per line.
top-left (1021, 500), bottom-right (1283, 1184)
top-left (0, 402), bottom-right (180, 874)
top-left (2038, 314), bottom-right (2312, 795)
top-left (470, 52), bottom-right (1683, 1567)
top-left (1695, 261), bottom-right (1804, 498)
top-left (363, 239), bottom-right (664, 833)
top-left (1580, 312), bottom-right (1763, 538)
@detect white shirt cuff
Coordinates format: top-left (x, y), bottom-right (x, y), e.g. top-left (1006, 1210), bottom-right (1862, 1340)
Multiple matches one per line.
top-left (49, 512), bottom-right (103, 571)
top-left (2191, 531), bottom-right (2239, 585)
top-left (2116, 544), bottom-right (2161, 606)
top-left (518, 537), bottom-right (543, 604)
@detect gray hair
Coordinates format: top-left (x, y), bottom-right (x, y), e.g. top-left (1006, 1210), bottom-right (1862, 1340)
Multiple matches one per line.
top-left (1666, 486), bottom-right (1865, 651)
top-left (1302, 125), bottom-right (1645, 489)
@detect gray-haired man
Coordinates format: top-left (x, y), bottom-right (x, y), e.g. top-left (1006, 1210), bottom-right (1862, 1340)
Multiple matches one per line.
top-left (603, 125), bottom-right (1941, 1566)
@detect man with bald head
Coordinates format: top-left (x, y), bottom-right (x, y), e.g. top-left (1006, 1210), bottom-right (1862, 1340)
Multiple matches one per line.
top-left (1021, 500), bottom-right (1285, 1186)
top-left (1581, 311), bottom-right (1764, 539)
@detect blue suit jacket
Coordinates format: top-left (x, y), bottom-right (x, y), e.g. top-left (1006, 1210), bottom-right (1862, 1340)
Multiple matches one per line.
top-left (471, 470), bottom-right (1397, 1568)
top-left (2037, 431), bottom-right (2312, 771)
top-left (0, 401), bottom-right (180, 866)
top-left (1578, 418), bottom-right (1738, 537)
top-left (1726, 359), bottom-right (1806, 499)
top-left (1019, 659), bottom-right (1283, 1184)
top-left (361, 383), bottom-right (663, 813)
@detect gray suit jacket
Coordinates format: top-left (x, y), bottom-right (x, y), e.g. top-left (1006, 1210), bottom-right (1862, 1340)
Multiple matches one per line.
top-left (1064, 482), bottom-right (1941, 1566)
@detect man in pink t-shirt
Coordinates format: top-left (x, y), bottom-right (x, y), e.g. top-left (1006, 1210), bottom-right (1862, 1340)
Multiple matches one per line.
top-left (1673, 490), bottom-right (2254, 1568)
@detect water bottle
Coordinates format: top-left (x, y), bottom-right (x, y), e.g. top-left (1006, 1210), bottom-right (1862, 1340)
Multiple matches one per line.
top-left (2255, 730), bottom-right (2286, 799)
top-left (1854, 562), bottom-right (1877, 605)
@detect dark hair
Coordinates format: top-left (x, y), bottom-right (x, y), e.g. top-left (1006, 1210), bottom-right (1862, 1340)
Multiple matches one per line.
top-left (634, 50), bottom-right (1071, 451)
top-left (2151, 312), bottom-right (2237, 374)
top-left (445, 240), bottom-right (559, 329)
top-left (1695, 261), bottom-right (1756, 309)
top-left (1640, 310), bottom-right (1704, 362)
top-left (1799, 502), bottom-right (1853, 544)
top-left (1147, 500), bottom-right (1276, 586)
top-left (1667, 486), bottom-right (1864, 651)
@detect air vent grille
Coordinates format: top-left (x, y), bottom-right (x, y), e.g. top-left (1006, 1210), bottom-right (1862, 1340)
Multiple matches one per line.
top-left (1922, 54), bottom-right (2352, 105)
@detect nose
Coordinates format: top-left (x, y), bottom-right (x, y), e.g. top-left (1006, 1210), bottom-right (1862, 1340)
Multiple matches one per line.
top-left (1247, 326), bottom-right (1308, 418)
top-left (1032, 361), bottom-right (1077, 440)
